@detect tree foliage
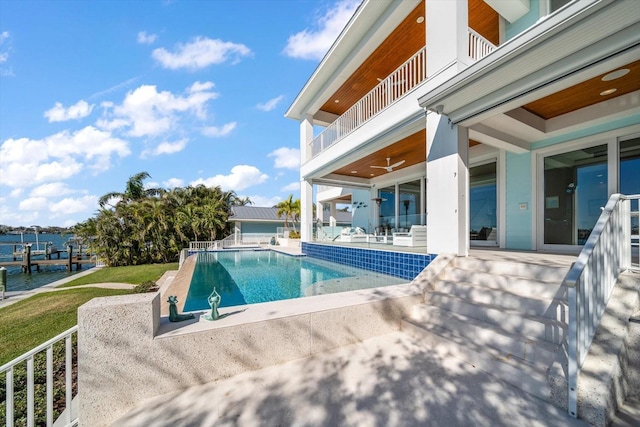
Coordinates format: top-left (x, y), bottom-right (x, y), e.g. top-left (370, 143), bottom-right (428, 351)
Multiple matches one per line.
top-left (75, 172), bottom-right (248, 266)
top-left (275, 194), bottom-right (301, 232)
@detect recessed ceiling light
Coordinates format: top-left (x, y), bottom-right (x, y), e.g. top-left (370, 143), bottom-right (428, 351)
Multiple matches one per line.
top-left (602, 69), bottom-right (630, 81)
top-left (334, 99), bottom-right (340, 103)
top-left (351, 170), bottom-right (358, 174)
top-left (600, 88), bottom-right (617, 96)
top-left (416, 16), bottom-right (424, 24)
top-left (370, 173), bottom-right (375, 176)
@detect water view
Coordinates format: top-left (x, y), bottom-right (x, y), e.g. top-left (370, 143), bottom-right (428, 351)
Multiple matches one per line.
top-left (0, 233), bottom-right (93, 292)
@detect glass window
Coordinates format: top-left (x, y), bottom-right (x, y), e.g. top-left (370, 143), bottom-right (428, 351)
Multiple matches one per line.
top-left (377, 186), bottom-right (396, 233)
top-left (620, 137), bottom-right (640, 237)
top-left (470, 162), bottom-right (497, 242)
top-left (544, 144), bottom-right (608, 245)
top-left (399, 180), bottom-right (422, 231)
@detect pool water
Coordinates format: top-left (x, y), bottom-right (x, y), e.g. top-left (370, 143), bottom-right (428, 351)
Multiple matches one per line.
top-left (182, 250), bottom-right (407, 311)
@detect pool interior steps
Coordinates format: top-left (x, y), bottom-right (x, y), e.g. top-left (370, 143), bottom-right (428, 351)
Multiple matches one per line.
top-left (401, 255), bottom-right (571, 406)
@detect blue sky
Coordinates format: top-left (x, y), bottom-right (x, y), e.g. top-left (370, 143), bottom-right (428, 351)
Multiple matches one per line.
top-left (0, 0), bottom-right (360, 227)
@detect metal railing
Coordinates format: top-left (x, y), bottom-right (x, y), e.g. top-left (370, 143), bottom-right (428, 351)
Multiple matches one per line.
top-left (310, 47), bottom-right (427, 157)
top-left (189, 233), bottom-right (276, 251)
top-left (1, 326), bottom-right (78, 427)
top-left (565, 193), bottom-right (639, 417)
top-left (468, 28), bottom-right (496, 61)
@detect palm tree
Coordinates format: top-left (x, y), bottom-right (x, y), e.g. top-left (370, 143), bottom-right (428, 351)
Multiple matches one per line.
top-left (276, 195), bottom-right (301, 232)
top-left (98, 171), bottom-right (161, 208)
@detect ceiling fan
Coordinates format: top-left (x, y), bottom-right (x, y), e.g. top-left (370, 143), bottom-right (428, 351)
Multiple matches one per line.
top-left (370, 157), bottom-right (405, 172)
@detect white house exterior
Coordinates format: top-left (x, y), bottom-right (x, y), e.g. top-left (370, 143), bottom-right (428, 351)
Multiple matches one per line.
top-left (285, 0), bottom-right (640, 257)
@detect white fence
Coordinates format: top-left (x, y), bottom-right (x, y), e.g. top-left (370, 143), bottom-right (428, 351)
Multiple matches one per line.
top-left (189, 233), bottom-right (276, 252)
top-left (468, 28), bottom-right (496, 61)
top-left (565, 193), bottom-right (639, 417)
top-left (1, 326), bottom-right (78, 427)
top-left (310, 47), bottom-right (427, 157)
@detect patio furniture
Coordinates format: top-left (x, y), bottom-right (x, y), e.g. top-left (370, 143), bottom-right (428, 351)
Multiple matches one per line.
top-left (339, 227), bottom-right (373, 243)
top-left (392, 225), bottom-right (427, 247)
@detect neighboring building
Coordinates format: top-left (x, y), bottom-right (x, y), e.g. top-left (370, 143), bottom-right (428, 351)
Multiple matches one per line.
top-left (228, 206), bottom-right (288, 237)
top-left (285, 0), bottom-right (640, 256)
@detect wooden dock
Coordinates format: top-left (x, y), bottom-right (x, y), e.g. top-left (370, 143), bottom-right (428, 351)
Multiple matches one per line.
top-left (0, 245), bottom-right (92, 274)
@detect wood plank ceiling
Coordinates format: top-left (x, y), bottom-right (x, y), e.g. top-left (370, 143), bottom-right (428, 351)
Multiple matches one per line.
top-left (523, 60), bottom-right (640, 119)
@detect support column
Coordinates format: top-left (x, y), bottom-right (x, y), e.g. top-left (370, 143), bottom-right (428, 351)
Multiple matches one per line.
top-left (300, 114), bottom-right (314, 243)
top-left (300, 179), bottom-right (313, 242)
top-left (329, 203), bottom-right (337, 227)
top-left (426, 0), bottom-right (470, 74)
top-left (426, 114), bottom-right (469, 256)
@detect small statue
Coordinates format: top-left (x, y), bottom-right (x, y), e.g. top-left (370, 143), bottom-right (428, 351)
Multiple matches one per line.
top-left (203, 287), bottom-right (222, 321)
top-left (167, 295), bottom-right (195, 322)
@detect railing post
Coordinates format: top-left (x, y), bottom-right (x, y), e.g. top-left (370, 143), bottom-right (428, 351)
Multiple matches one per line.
top-left (568, 284), bottom-right (578, 417)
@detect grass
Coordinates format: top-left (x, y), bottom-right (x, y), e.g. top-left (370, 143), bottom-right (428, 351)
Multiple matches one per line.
top-left (0, 287), bottom-right (132, 365)
top-left (58, 262), bottom-right (178, 288)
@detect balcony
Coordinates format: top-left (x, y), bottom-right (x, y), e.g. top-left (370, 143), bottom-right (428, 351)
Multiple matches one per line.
top-left (309, 28), bottom-right (496, 158)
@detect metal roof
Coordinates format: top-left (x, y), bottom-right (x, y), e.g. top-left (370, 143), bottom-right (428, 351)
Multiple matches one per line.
top-left (229, 206), bottom-right (283, 222)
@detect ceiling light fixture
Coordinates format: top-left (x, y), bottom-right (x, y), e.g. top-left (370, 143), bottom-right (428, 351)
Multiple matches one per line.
top-left (600, 88), bottom-right (617, 96)
top-left (334, 99), bottom-right (340, 103)
top-left (602, 69), bottom-right (630, 81)
top-left (351, 170), bottom-right (358, 174)
top-left (416, 16), bottom-right (424, 24)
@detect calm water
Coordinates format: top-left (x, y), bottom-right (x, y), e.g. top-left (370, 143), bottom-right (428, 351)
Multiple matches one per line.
top-left (183, 250), bottom-right (406, 311)
top-left (0, 233), bottom-right (93, 292)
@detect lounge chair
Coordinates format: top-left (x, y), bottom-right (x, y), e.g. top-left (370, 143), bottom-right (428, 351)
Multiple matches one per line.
top-left (339, 227), bottom-right (373, 243)
top-left (393, 225), bottom-right (427, 247)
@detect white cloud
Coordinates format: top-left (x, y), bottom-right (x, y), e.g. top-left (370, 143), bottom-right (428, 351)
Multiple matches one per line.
top-left (9, 188), bottom-right (23, 198)
top-left (98, 83), bottom-right (219, 138)
top-left (141, 138), bottom-right (188, 158)
top-left (44, 100), bottom-right (94, 122)
top-left (163, 178), bottom-right (184, 188)
top-left (283, 0), bottom-right (359, 60)
top-left (280, 182), bottom-right (301, 192)
top-left (0, 126), bottom-right (130, 187)
top-left (257, 95), bottom-right (284, 112)
top-left (152, 37), bottom-right (252, 70)
top-left (247, 195), bottom-right (281, 207)
top-left (49, 195), bottom-right (97, 216)
top-left (190, 165), bottom-right (268, 191)
top-left (201, 122), bottom-right (236, 137)
top-left (89, 76), bottom-right (140, 100)
top-left (0, 31), bottom-right (9, 64)
top-left (268, 147), bottom-right (300, 170)
top-left (19, 197), bottom-right (48, 211)
top-left (137, 31), bottom-right (158, 44)
top-left (30, 182), bottom-right (73, 198)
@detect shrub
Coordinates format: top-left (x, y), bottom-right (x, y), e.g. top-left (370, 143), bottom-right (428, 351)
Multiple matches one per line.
top-left (132, 280), bottom-right (158, 293)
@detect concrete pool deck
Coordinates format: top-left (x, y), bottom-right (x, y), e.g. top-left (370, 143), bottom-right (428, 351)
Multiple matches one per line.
top-left (112, 330), bottom-right (589, 427)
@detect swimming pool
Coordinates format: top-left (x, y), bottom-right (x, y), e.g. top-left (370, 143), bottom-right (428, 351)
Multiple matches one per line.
top-left (182, 250), bottom-right (407, 311)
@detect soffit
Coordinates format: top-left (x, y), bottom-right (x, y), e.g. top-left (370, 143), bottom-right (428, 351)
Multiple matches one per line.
top-left (331, 130), bottom-right (426, 179)
top-left (319, 1), bottom-right (426, 117)
top-left (522, 60), bottom-right (640, 119)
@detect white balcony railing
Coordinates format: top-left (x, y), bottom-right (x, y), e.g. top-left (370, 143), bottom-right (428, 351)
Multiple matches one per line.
top-left (310, 47), bottom-right (427, 157)
top-left (565, 193), bottom-right (639, 418)
top-left (1, 326), bottom-right (78, 427)
top-left (309, 28), bottom-right (497, 158)
top-left (468, 28), bottom-right (496, 61)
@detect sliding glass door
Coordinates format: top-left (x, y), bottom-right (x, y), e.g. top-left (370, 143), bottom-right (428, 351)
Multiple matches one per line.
top-left (470, 162), bottom-right (498, 246)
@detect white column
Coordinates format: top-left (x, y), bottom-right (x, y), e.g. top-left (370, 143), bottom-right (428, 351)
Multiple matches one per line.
top-left (426, 0), bottom-right (469, 74)
top-left (426, 113), bottom-right (469, 256)
top-left (329, 202), bottom-right (337, 227)
top-left (300, 114), bottom-right (313, 163)
top-left (300, 114), bottom-right (314, 242)
top-left (300, 179), bottom-right (313, 242)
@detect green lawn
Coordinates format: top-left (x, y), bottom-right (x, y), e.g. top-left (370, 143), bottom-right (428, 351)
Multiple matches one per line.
top-left (0, 288), bottom-right (132, 365)
top-left (58, 262), bottom-right (178, 288)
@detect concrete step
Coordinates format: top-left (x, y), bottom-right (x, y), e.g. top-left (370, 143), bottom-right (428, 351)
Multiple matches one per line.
top-left (427, 283), bottom-right (568, 320)
top-left (409, 303), bottom-right (561, 367)
top-left (452, 257), bottom-right (570, 283)
top-left (412, 302), bottom-right (566, 345)
top-left (401, 318), bottom-right (554, 403)
top-left (440, 268), bottom-right (568, 301)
